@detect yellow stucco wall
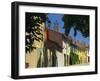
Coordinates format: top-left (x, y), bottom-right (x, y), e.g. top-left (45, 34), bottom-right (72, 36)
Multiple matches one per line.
top-left (25, 49), bottom-right (37, 68)
top-left (25, 22), bottom-right (45, 68)
top-left (76, 49), bottom-right (88, 64)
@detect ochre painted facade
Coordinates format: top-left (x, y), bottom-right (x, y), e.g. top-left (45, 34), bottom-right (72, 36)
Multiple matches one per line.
top-left (25, 22), bottom-right (45, 68)
top-left (76, 49), bottom-right (88, 64)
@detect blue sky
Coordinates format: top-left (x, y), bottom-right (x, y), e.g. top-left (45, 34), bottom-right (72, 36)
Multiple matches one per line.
top-left (46, 13), bottom-right (89, 45)
top-left (69, 27), bottom-right (89, 45)
top-left (46, 14), bottom-right (65, 33)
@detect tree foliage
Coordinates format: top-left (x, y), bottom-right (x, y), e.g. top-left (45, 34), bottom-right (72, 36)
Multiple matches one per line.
top-left (62, 15), bottom-right (89, 37)
top-left (25, 13), bottom-right (46, 53)
top-left (70, 51), bottom-right (79, 65)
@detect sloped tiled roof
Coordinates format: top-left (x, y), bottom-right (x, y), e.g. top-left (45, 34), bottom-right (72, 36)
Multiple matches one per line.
top-left (46, 29), bottom-right (63, 48)
top-left (72, 39), bottom-right (88, 50)
top-left (45, 28), bottom-right (88, 51)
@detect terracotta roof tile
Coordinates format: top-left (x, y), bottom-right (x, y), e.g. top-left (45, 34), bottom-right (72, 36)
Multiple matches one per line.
top-left (45, 28), bottom-right (88, 51)
top-left (46, 29), bottom-right (62, 48)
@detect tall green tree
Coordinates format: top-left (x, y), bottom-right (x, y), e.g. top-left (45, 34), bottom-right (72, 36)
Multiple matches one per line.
top-left (70, 51), bottom-right (79, 65)
top-left (25, 13), bottom-right (46, 53)
top-left (62, 15), bottom-right (89, 37)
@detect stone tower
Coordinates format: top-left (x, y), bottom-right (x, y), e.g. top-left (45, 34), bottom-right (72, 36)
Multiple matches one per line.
top-left (54, 20), bottom-right (59, 32)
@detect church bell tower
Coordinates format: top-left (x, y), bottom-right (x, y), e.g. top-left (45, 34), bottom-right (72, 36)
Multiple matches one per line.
top-left (54, 20), bottom-right (59, 32)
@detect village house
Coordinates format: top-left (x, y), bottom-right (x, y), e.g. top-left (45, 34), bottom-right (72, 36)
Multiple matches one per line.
top-left (25, 22), bottom-right (45, 68)
top-left (70, 39), bottom-right (89, 65)
top-left (25, 20), bottom-right (89, 68)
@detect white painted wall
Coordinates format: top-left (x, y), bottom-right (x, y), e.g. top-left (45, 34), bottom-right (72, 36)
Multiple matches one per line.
top-left (56, 51), bottom-right (64, 67)
top-left (62, 41), bottom-right (71, 55)
top-left (66, 43), bottom-right (71, 55)
top-left (0, 0), bottom-right (99, 81)
top-left (62, 41), bottom-right (67, 54)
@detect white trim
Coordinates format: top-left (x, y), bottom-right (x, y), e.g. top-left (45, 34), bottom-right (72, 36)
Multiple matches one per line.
top-left (19, 5), bottom-right (95, 76)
